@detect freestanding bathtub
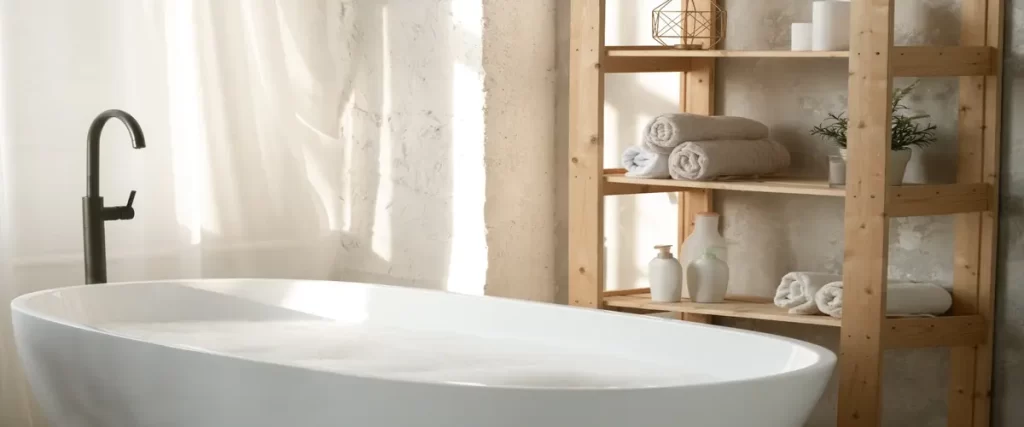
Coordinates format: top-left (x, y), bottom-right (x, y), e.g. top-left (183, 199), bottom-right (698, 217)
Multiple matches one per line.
top-left (12, 279), bottom-right (835, 427)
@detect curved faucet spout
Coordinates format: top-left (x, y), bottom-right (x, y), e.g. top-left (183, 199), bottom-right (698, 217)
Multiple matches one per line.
top-left (86, 109), bottom-right (146, 198)
top-left (83, 109), bottom-right (146, 284)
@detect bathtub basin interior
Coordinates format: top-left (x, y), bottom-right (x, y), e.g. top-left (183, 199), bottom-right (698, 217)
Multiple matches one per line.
top-left (13, 279), bottom-right (832, 390)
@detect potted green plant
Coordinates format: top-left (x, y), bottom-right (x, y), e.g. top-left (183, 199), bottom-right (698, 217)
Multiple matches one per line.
top-left (811, 80), bottom-right (937, 185)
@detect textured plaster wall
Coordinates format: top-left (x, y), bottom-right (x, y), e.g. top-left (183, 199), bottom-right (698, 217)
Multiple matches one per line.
top-left (554, 0), bottom-right (1023, 425)
top-left (481, 0), bottom-right (559, 301)
top-left (333, 0), bottom-right (556, 300)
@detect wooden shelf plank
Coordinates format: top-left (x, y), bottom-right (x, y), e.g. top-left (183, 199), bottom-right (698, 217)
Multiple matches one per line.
top-left (605, 46), bottom-right (850, 58)
top-left (891, 46), bottom-right (994, 77)
top-left (604, 174), bottom-right (845, 197)
top-left (882, 315), bottom-right (987, 349)
top-left (603, 293), bottom-right (842, 327)
top-left (887, 183), bottom-right (992, 217)
top-left (603, 46), bottom-right (995, 77)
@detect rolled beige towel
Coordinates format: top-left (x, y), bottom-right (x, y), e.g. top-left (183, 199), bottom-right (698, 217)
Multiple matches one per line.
top-left (814, 281), bottom-right (953, 319)
top-left (668, 139), bottom-right (791, 181)
top-left (642, 113), bottom-right (770, 154)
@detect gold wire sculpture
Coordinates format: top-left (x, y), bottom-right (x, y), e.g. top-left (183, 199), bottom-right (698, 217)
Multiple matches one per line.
top-left (652, 0), bottom-right (726, 49)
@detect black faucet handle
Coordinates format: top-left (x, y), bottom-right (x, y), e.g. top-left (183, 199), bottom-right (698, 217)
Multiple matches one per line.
top-left (101, 191), bottom-right (137, 221)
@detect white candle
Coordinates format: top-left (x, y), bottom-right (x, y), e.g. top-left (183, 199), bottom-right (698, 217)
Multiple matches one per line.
top-left (812, 1), bottom-right (851, 51)
top-left (791, 23), bottom-right (813, 51)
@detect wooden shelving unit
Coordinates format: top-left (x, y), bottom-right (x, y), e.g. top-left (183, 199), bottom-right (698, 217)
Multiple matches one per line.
top-left (568, 1), bottom-right (1003, 426)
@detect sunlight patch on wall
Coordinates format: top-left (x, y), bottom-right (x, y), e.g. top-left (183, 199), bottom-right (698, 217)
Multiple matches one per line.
top-left (451, 0), bottom-right (483, 38)
top-left (445, 64), bottom-right (487, 295)
top-left (341, 95), bottom-right (354, 232)
top-left (371, 6), bottom-right (394, 262)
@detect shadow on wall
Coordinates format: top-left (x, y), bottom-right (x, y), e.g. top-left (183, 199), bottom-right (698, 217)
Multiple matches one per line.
top-left (329, 0), bottom-right (472, 292)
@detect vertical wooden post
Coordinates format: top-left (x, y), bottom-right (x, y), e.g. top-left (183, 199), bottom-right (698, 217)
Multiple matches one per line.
top-left (568, 0), bottom-right (605, 308)
top-left (948, 1), bottom-right (986, 424)
top-left (677, 0), bottom-right (717, 326)
top-left (950, 1), bottom-right (1004, 426)
top-left (838, 0), bottom-right (894, 426)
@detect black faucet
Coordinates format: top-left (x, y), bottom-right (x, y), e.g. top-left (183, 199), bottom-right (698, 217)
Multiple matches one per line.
top-left (82, 109), bottom-right (146, 284)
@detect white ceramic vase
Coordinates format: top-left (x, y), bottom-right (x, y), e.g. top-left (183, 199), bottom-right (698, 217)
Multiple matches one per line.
top-left (838, 148), bottom-right (911, 185)
top-left (681, 213), bottom-right (727, 299)
top-left (649, 245), bottom-right (683, 303)
top-left (686, 251), bottom-right (729, 303)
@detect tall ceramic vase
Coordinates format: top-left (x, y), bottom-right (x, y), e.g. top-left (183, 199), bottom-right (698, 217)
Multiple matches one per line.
top-left (839, 148), bottom-right (911, 185)
top-left (681, 212), bottom-right (727, 299)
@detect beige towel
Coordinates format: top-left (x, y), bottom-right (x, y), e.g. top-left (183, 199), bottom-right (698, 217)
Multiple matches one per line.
top-left (643, 113), bottom-right (770, 154)
top-left (815, 281), bottom-right (953, 319)
top-left (669, 139), bottom-right (791, 181)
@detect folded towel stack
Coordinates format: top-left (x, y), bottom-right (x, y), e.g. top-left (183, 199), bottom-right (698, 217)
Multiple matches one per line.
top-left (621, 113), bottom-right (790, 182)
top-left (814, 281), bottom-right (952, 319)
top-left (773, 273), bottom-right (954, 319)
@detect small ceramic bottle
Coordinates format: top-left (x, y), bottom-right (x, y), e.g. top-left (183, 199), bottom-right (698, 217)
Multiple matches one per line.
top-left (649, 245), bottom-right (682, 303)
top-left (681, 212), bottom-right (727, 298)
top-left (686, 248), bottom-right (729, 303)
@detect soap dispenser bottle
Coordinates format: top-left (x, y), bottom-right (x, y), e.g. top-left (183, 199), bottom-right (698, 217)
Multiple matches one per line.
top-left (649, 245), bottom-right (682, 303)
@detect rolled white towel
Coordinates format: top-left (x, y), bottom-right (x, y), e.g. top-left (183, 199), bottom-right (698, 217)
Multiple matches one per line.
top-left (642, 113), bottom-right (770, 154)
top-left (668, 139), bottom-right (791, 181)
top-left (621, 146), bottom-right (670, 179)
top-left (773, 272), bottom-right (843, 315)
top-left (814, 281), bottom-right (953, 319)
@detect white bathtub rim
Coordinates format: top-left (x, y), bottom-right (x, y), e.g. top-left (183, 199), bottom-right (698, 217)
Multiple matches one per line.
top-left (11, 278), bottom-right (837, 392)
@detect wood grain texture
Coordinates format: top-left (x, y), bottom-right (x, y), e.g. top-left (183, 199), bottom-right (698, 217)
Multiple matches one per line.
top-left (972, 1), bottom-right (1005, 425)
top-left (605, 175), bottom-right (845, 197)
top-left (602, 287), bottom-right (651, 298)
top-left (603, 293), bottom-right (841, 327)
top-left (882, 315), bottom-right (987, 349)
top-left (837, 0), bottom-right (895, 425)
top-left (568, 0), bottom-right (605, 309)
top-left (890, 46), bottom-right (995, 77)
top-left (886, 183), bottom-right (992, 217)
top-left (949, 0), bottom-right (990, 424)
top-left (606, 47), bottom-right (850, 58)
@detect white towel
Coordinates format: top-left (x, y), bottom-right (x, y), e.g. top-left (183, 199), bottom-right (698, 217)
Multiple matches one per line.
top-left (642, 113), bottom-right (770, 154)
top-left (814, 281), bottom-right (953, 319)
top-left (773, 272), bottom-right (842, 315)
top-left (668, 139), bottom-right (791, 181)
top-left (621, 146), bottom-right (670, 179)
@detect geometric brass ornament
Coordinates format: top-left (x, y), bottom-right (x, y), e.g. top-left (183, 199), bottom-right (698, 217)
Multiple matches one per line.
top-left (652, 0), bottom-right (726, 49)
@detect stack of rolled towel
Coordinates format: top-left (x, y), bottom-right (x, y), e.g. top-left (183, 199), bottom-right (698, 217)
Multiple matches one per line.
top-left (773, 272), bottom-right (953, 319)
top-left (621, 113), bottom-right (791, 181)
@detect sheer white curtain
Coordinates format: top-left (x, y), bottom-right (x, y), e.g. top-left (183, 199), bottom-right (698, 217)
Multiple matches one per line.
top-left (0, 1), bottom-right (350, 424)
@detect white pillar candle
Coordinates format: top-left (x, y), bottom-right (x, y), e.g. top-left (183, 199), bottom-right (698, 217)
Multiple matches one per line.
top-left (791, 23), bottom-right (813, 51)
top-left (812, 1), bottom-right (851, 51)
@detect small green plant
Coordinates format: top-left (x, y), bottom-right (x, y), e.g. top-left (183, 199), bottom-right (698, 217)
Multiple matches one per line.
top-left (810, 80), bottom-right (938, 151)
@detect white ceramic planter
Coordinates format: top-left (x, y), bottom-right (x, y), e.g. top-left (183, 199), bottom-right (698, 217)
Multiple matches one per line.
top-left (686, 252), bottom-right (729, 303)
top-left (838, 148), bottom-right (912, 185)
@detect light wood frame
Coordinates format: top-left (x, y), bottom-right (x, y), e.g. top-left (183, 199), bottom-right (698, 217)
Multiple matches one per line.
top-left (567, 0), bottom-right (1004, 426)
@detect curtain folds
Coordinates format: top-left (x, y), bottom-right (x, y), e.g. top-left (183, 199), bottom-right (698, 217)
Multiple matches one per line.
top-left (0, 1), bottom-right (349, 424)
